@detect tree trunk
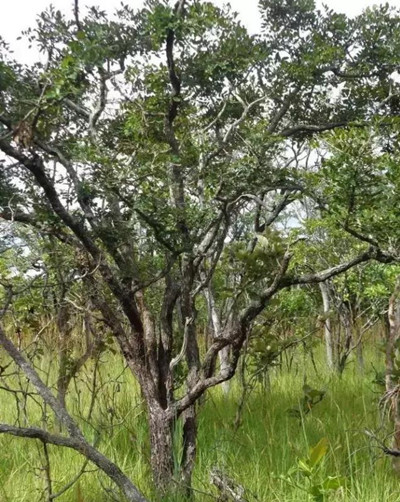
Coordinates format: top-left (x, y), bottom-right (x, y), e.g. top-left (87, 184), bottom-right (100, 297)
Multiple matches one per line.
top-left (56, 302), bottom-right (73, 409)
top-left (355, 321), bottom-right (365, 374)
top-left (219, 346), bottom-right (231, 394)
top-left (148, 407), bottom-right (175, 492)
top-left (176, 258), bottom-right (201, 493)
top-left (387, 277), bottom-right (400, 474)
top-left (181, 404), bottom-right (197, 496)
top-left (319, 282), bottom-right (334, 371)
top-left (204, 284), bottom-right (231, 395)
top-left (338, 307), bottom-right (352, 374)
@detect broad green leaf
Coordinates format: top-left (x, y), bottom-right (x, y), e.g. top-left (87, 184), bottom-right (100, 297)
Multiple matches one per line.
top-left (309, 438), bottom-right (328, 467)
top-left (321, 476), bottom-right (346, 491)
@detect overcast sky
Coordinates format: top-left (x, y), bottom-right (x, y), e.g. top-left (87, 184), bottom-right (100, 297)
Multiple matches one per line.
top-left (1, 0), bottom-right (400, 63)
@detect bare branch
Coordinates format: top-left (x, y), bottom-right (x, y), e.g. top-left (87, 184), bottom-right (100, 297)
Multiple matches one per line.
top-left (0, 324), bottom-right (83, 437)
top-left (172, 251), bottom-right (293, 416)
top-left (285, 246), bottom-right (394, 287)
top-left (0, 143), bottom-right (144, 333)
top-left (240, 250), bottom-right (293, 326)
top-left (74, 0), bottom-right (82, 32)
top-left (169, 317), bottom-right (192, 371)
top-left (264, 193), bottom-right (297, 227)
top-left (365, 429), bottom-right (400, 458)
top-left (280, 121), bottom-right (349, 137)
top-left (63, 98), bottom-right (90, 119)
top-left (222, 94), bottom-right (267, 145)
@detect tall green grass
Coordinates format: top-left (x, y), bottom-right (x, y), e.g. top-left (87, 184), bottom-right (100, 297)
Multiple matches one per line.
top-left (0, 344), bottom-right (398, 501)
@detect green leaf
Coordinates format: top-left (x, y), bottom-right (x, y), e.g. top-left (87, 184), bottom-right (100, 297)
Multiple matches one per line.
top-left (297, 459), bottom-right (312, 476)
top-left (321, 476), bottom-right (346, 491)
top-left (309, 438), bottom-right (328, 467)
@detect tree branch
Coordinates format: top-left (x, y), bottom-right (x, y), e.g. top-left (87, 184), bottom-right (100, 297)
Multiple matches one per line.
top-left (73, 0), bottom-right (82, 32)
top-left (0, 424), bottom-right (148, 501)
top-left (284, 246), bottom-right (394, 287)
top-left (89, 69), bottom-right (107, 139)
top-left (280, 121), bottom-right (349, 137)
top-left (0, 324), bottom-right (148, 502)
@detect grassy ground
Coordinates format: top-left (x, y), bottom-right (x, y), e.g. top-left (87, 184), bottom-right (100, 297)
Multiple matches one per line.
top-left (0, 344), bottom-right (398, 501)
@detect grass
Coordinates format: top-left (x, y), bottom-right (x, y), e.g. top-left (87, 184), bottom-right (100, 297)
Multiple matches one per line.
top-left (0, 342), bottom-right (399, 501)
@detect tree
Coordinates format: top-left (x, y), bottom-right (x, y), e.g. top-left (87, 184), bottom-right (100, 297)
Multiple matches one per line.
top-left (293, 226), bottom-right (392, 374)
top-left (0, 0), bottom-right (399, 497)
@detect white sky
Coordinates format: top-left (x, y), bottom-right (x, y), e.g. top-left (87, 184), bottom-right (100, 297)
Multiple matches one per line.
top-left (1, 0), bottom-right (400, 63)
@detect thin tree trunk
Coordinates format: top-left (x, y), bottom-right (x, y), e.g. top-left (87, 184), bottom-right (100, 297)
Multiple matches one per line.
top-left (56, 297), bottom-right (72, 409)
top-left (355, 321), bottom-right (365, 374)
top-left (180, 260), bottom-right (200, 493)
top-left (57, 308), bottom-right (98, 409)
top-left (338, 307), bottom-right (352, 374)
top-left (204, 284), bottom-right (230, 394)
top-left (319, 282), bottom-right (334, 371)
top-left (387, 277), bottom-right (400, 473)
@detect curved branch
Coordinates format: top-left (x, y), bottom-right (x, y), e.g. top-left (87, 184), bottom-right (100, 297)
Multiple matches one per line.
top-left (0, 424), bottom-right (148, 502)
top-left (0, 325), bottom-right (147, 502)
top-left (284, 246), bottom-right (394, 287)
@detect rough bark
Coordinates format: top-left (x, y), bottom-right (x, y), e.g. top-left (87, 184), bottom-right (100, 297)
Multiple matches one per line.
top-left (210, 468), bottom-right (246, 502)
top-left (180, 258), bottom-right (200, 492)
top-left (181, 405), bottom-right (197, 494)
top-left (148, 406), bottom-right (174, 492)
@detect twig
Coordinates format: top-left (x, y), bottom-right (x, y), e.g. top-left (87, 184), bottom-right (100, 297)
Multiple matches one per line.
top-left (42, 441), bottom-right (53, 502)
top-left (364, 429), bottom-right (400, 457)
top-left (50, 458), bottom-right (91, 499)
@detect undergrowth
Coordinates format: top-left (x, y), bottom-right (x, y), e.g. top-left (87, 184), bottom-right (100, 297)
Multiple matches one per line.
top-left (0, 344), bottom-right (397, 501)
